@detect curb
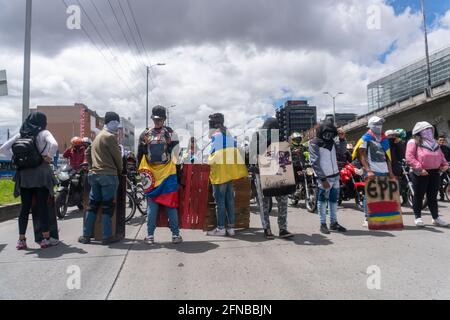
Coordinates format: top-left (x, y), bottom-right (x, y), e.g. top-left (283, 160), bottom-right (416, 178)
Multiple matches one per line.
top-left (0, 203), bottom-right (21, 223)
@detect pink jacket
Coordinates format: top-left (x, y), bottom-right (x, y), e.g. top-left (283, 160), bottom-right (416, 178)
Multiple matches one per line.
top-left (406, 140), bottom-right (448, 172)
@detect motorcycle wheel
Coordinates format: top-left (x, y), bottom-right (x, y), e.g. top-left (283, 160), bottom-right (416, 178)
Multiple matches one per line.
top-left (445, 184), bottom-right (450, 201)
top-left (55, 191), bottom-right (68, 220)
top-left (125, 191), bottom-right (137, 223)
top-left (289, 195), bottom-right (299, 206)
top-left (407, 189), bottom-right (428, 209)
top-left (306, 187), bottom-right (317, 213)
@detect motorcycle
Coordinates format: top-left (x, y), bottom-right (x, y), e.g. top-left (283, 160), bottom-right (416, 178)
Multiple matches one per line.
top-left (338, 163), bottom-right (365, 211)
top-left (439, 169), bottom-right (450, 201)
top-left (55, 164), bottom-right (85, 219)
top-left (288, 163), bottom-right (318, 213)
top-left (401, 160), bottom-right (428, 209)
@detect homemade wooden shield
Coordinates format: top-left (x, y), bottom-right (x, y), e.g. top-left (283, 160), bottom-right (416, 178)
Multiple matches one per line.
top-left (365, 177), bottom-right (404, 230)
top-left (258, 141), bottom-right (296, 197)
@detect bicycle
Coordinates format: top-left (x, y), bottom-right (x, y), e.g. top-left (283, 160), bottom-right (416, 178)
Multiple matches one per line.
top-left (125, 172), bottom-right (148, 222)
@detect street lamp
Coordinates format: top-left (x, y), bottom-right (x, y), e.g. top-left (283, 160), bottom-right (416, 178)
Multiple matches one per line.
top-left (421, 0), bottom-right (432, 97)
top-left (323, 92), bottom-right (344, 127)
top-left (22, 0), bottom-right (32, 122)
top-left (167, 105), bottom-right (176, 127)
top-left (146, 63), bottom-right (166, 129)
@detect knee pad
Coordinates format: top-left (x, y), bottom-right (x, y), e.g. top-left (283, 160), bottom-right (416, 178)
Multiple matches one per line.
top-left (88, 200), bottom-right (101, 214)
top-left (101, 200), bottom-right (115, 217)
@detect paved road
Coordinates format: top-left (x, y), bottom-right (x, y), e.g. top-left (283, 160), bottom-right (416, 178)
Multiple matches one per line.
top-left (1, 200), bottom-right (450, 300)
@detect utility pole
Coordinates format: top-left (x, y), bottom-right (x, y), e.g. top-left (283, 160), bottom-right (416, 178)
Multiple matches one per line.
top-left (7, 129), bottom-right (10, 140)
top-left (146, 66), bottom-right (149, 129)
top-left (22, 0), bottom-right (32, 122)
top-left (421, 0), bottom-right (432, 97)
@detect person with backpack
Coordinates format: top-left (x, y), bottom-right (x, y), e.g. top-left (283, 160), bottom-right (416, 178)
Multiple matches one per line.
top-left (139, 106), bottom-right (183, 245)
top-left (406, 122), bottom-right (449, 227)
top-left (0, 112), bottom-right (59, 250)
top-left (309, 120), bottom-right (347, 234)
top-left (78, 112), bottom-right (124, 245)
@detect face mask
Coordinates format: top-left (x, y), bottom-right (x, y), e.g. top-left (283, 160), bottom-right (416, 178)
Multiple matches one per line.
top-left (370, 125), bottom-right (382, 135)
top-left (105, 120), bottom-right (120, 133)
top-left (420, 128), bottom-right (434, 141)
top-left (322, 131), bottom-right (335, 141)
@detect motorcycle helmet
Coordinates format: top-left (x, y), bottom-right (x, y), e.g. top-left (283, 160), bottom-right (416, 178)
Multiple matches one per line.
top-left (82, 137), bottom-right (92, 146)
top-left (290, 132), bottom-right (303, 147)
top-left (395, 128), bottom-right (407, 141)
top-left (71, 136), bottom-right (83, 147)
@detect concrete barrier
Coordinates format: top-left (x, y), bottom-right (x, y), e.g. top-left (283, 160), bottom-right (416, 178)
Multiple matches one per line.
top-left (0, 203), bottom-right (21, 223)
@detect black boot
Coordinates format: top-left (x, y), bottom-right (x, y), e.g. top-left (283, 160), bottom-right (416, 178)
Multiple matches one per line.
top-left (330, 222), bottom-right (347, 232)
top-left (320, 224), bottom-right (330, 235)
top-left (264, 228), bottom-right (275, 240)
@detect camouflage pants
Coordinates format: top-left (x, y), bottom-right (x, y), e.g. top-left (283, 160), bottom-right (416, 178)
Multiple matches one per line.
top-left (261, 195), bottom-right (288, 230)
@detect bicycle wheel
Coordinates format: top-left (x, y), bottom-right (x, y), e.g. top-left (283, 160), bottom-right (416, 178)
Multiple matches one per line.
top-left (135, 185), bottom-right (148, 216)
top-left (125, 191), bottom-right (137, 222)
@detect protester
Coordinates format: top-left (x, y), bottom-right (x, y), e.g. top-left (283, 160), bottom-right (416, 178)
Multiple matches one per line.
top-left (353, 116), bottom-right (395, 227)
top-left (182, 137), bottom-right (202, 164)
top-left (82, 137), bottom-right (92, 149)
top-left (207, 113), bottom-right (248, 237)
top-left (309, 120), bottom-right (347, 234)
top-left (78, 112), bottom-right (123, 245)
top-left (140, 106), bottom-right (182, 244)
top-left (0, 112), bottom-right (59, 249)
top-left (251, 118), bottom-right (296, 239)
top-left (63, 136), bottom-right (85, 170)
top-left (336, 128), bottom-right (350, 170)
top-left (289, 132), bottom-right (305, 184)
top-left (385, 130), bottom-right (405, 178)
top-left (406, 122), bottom-right (449, 227)
top-left (438, 134), bottom-right (450, 201)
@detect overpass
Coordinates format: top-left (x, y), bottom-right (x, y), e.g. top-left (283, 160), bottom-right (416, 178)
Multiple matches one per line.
top-left (342, 80), bottom-right (450, 143)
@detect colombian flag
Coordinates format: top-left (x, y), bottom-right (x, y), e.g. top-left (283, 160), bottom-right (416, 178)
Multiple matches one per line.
top-left (367, 200), bottom-right (403, 230)
top-left (352, 130), bottom-right (391, 161)
top-left (208, 131), bottom-right (248, 185)
top-left (138, 157), bottom-right (178, 208)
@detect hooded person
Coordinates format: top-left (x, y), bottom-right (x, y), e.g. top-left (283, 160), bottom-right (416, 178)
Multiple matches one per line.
top-left (352, 116), bottom-right (395, 227)
top-left (0, 112), bottom-right (59, 250)
top-left (406, 122), bottom-right (449, 227)
top-left (249, 118), bottom-right (296, 239)
top-left (309, 120), bottom-right (347, 234)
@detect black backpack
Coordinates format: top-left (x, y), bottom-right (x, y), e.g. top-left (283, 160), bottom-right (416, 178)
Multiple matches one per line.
top-left (11, 134), bottom-right (45, 169)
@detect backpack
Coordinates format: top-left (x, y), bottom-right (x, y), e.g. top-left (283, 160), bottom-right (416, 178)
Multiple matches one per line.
top-left (11, 133), bottom-right (45, 169)
top-left (145, 128), bottom-right (171, 164)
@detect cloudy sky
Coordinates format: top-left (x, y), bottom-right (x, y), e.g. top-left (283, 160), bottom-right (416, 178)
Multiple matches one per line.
top-left (1, 0), bottom-right (450, 143)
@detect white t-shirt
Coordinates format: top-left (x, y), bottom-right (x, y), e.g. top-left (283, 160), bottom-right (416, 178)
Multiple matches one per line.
top-left (0, 130), bottom-right (59, 159)
top-left (361, 139), bottom-right (389, 174)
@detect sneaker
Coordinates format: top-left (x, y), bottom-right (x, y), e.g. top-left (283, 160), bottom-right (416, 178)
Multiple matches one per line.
top-left (415, 218), bottom-right (425, 227)
top-left (16, 239), bottom-right (27, 250)
top-left (362, 220), bottom-right (369, 228)
top-left (172, 235), bottom-right (183, 244)
top-left (264, 228), bottom-right (275, 240)
top-left (320, 224), bottom-right (330, 235)
top-left (40, 237), bottom-right (59, 249)
top-left (279, 229), bottom-right (294, 239)
top-left (102, 236), bottom-right (120, 245)
top-left (432, 217), bottom-right (449, 227)
top-left (330, 222), bottom-right (347, 232)
top-left (78, 236), bottom-right (91, 244)
top-left (226, 228), bottom-right (235, 237)
top-left (207, 228), bottom-right (226, 236)
top-left (144, 236), bottom-right (155, 245)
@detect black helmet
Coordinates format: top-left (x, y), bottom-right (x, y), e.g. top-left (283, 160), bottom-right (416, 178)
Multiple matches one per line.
top-left (151, 105), bottom-right (167, 120)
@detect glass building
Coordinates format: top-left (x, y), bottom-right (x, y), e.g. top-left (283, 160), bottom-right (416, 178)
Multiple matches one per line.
top-left (368, 46), bottom-right (450, 112)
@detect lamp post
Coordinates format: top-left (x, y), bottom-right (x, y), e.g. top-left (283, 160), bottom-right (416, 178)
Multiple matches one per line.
top-left (146, 63), bottom-right (166, 129)
top-left (167, 105), bottom-right (176, 127)
top-left (323, 92), bottom-right (344, 127)
top-left (22, 0), bottom-right (32, 122)
top-left (421, 0), bottom-right (432, 97)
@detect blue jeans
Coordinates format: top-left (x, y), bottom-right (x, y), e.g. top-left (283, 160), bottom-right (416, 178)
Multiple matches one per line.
top-left (84, 174), bottom-right (119, 239)
top-left (147, 199), bottom-right (180, 236)
top-left (363, 172), bottom-right (389, 218)
top-left (317, 175), bottom-right (340, 225)
top-left (212, 182), bottom-right (235, 229)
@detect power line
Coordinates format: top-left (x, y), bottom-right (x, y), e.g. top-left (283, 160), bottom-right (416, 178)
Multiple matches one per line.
top-left (75, 0), bottom-right (146, 94)
top-left (86, 0), bottom-right (147, 91)
top-left (61, 0), bottom-right (142, 102)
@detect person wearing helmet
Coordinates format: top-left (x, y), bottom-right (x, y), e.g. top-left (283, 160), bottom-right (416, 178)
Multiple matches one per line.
top-left (82, 137), bottom-right (92, 149)
top-left (335, 128), bottom-right (350, 170)
top-left (353, 116), bottom-right (395, 228)
top-left (395, 128), bottom-right (407, 142)
top-left (63, 136), bottom-right (85, 171)
top-left (406, 122), bottom-right (449, 227)
top-left (289, 132), bottom-right (305, 183)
